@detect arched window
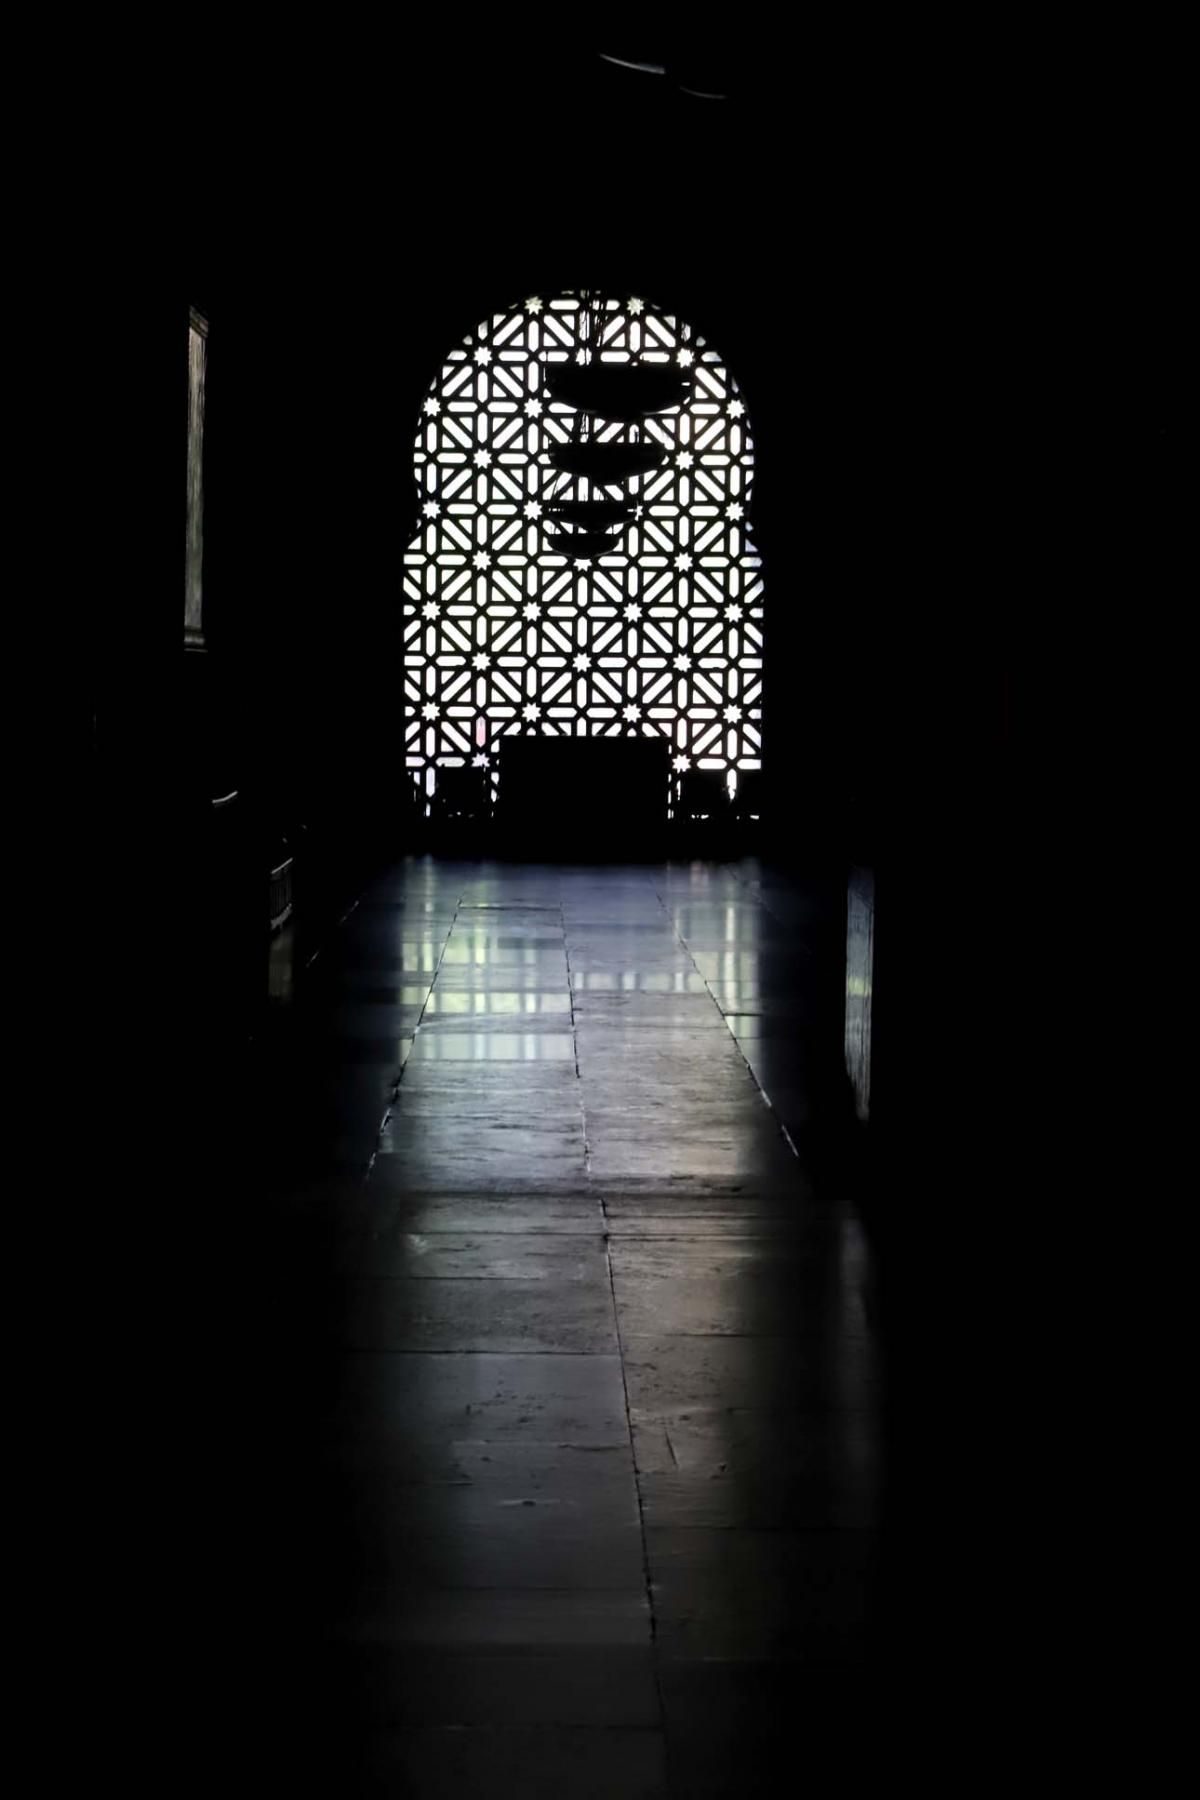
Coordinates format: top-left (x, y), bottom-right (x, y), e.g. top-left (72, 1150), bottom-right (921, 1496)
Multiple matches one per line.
top-left (403, 292), bottom-right (763, 808)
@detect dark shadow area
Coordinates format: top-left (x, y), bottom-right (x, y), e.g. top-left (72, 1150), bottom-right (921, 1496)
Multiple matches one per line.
top-left (497, 739), bottom-right (669, 859)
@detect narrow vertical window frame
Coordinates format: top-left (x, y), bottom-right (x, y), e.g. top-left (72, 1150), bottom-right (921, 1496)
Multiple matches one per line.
top-left (184, 305), bottom-right (209, 651)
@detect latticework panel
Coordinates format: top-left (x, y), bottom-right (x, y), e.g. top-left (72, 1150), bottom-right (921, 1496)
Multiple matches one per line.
top-left (403, 293), bottom-right (763, 805)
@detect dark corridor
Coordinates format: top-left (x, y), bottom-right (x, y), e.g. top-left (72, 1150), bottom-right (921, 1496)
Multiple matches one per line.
top-left (74, 17), bottom-right (1184, 1798)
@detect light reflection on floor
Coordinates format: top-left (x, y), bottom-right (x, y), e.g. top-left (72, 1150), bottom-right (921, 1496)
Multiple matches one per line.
top-left (261, 858), bottom-right (879, 1793)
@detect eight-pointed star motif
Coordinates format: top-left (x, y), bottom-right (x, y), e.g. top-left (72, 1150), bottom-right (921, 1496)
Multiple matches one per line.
top-left (407, 298), bottom-right (762, 785)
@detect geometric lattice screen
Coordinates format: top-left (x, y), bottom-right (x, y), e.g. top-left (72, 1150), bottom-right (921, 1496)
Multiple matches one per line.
top-left (403, 292), bottom-right (763, 804)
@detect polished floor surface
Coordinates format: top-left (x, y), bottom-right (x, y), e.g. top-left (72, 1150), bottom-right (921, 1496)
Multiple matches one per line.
top-left (256, 859), bottom-right (880, 1797)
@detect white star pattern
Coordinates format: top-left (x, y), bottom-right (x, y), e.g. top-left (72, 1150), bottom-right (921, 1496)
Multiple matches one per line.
top-left (403, 292), bottom-right (763, 803)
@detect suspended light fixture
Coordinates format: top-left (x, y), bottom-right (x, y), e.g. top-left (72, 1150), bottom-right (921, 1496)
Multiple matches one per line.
top-left (540, 290), bottom-right (692, 560)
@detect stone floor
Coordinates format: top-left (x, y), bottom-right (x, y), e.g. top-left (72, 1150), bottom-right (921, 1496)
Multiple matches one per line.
top-left (251, 859), bottom-right (881, 1797)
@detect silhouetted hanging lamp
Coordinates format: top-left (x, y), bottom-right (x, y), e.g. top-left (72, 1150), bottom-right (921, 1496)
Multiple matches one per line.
top-left (540, 290), bottom-right (692, 557)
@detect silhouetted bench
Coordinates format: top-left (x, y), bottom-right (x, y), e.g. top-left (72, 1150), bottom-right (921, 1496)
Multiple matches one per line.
top-left (497, 737), bottom-right (668, 855)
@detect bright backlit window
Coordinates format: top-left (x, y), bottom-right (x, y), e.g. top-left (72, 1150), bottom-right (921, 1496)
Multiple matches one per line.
top-left (403, 292), bottom-right (763, 803)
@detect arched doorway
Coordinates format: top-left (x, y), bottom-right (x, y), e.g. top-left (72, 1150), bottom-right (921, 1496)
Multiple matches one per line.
top-left (403, 291), bottom-right (763, 821)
